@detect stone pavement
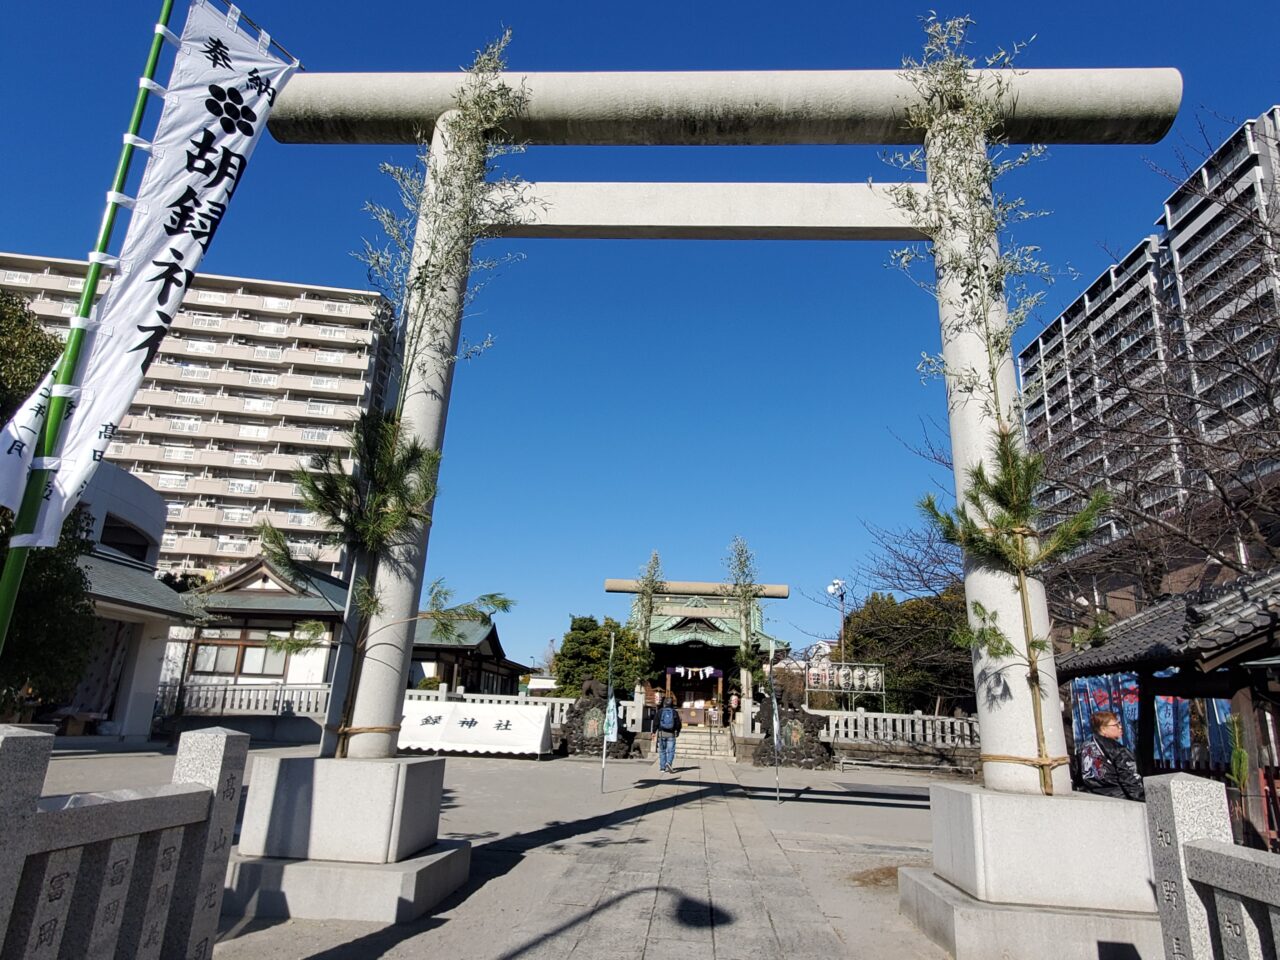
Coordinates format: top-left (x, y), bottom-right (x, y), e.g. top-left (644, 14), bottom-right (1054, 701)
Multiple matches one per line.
top-left (43, 744), bottom-right (951, 959)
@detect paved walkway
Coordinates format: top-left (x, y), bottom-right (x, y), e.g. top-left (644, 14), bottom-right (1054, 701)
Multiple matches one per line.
top-left (199, 753), bottom-right (950, 960)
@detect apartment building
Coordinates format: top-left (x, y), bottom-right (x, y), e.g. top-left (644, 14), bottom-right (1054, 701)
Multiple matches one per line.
top-left (0, 251), bottom-right (391, 579)
top-left (1019, 106), bottom-right (1280, 556)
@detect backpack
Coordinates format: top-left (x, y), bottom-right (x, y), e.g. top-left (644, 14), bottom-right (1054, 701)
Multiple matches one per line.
top-left (658, 706), bottom-right (677, 732)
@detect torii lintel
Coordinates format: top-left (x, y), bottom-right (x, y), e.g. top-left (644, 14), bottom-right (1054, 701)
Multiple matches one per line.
top-left (268, 68), bottom-right (1182, 147)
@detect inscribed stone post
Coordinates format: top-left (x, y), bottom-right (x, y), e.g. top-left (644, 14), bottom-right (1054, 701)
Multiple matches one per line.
top-left (1145, 773), bottom-right (1232, 960)
top-left (163, 728), bottom-right (248, 960)
top-left (0, 728), bottom-right (54, 953)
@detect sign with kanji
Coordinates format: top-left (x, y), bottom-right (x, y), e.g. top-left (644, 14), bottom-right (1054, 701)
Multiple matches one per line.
top-left (0, 1), bottom-right (295, 542)
top-left (398, 700), bottom-right (553, 755)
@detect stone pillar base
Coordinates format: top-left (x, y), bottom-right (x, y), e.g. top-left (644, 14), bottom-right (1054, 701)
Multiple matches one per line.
top-left (239, 756), bottom-right (444, 864)
top-left (225, 840), bottom-right (471, 924)
top-left (898, 784), bottom-right (1162, 958)
top-left (899, 867), bottom-right (1163, 960)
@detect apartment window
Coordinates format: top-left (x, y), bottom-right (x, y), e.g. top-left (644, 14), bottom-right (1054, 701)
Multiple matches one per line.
top-left (317, 325), bottom-right (346, 340)
top-left (187, 312), bottom-right (222, 329)
top-left (163, 446), bottom-right (194, 461)
top-left (156, 473), bottom-right (189, 490)
top-left (262, 296), bottom-right (293, 311)
top-left (174, 391), bottom-right (204, 406)
top-left (107, 441), bottom-right (128, 456)
top-left (247, 371), bottom-right (278, 387)
top-left (306, 401), bottom-right (335, 415)
top-left (258, 321), bottom-right (288, 336)
top-left (67, 278), bottom-right (85, 292)
top-left (3, 271), bottom-right (32, 284)
top-left (187, 340), bottom-right (217, 354)
top-left (254, 346), bottom-right (283, 361)
top-left (162, 532), bottom-right (178, 548)
top-left (59, 302), bottom-right (76, 316)
top-left (243, 397), bottom-right (275, 413)
top-left (301, 427), bottom-right (331, 442)
top-left (165, 502), bottom-right (184, 519)
top-left (196, 290), bottom-right (228, 305)
top-left (179, 365), bottom-right (211, 380)
top-left (168, 418), bottom-right (201, 434)
top-left (227, 479), bottom-right (259, 495)
top-left (222, 507), bottom-right (253, 523)
top-left (315, 350), bottom-right (344, 364)
top-left (232, 451), bottom-right (263, 467)
top-left (311, 376), bottom-right (339, 388)
top-left (323, 302), bottom-right (353, 315)
top-left (238, 425), bottom-right (269, 439)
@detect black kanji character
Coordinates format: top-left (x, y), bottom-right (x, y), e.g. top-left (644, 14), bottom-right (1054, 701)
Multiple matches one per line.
top-left (201, 37), bottom-right (232, 70)
top-left (494, 720), bottom-right (512, 731)
top-left (147, 247), bottom-right (194, 306)
top-left (245, 68), bottom-right (277, 105)
top-left (6, 440), bottom-right (25, 456)
top-left (186, 129), bottom-right (247, 196)
top-left (458, 718), bottom-right (478, 729)
top-left (97, 422), bottom-right (119, 440)
top-left (127, 309), bottom-right (176, 371)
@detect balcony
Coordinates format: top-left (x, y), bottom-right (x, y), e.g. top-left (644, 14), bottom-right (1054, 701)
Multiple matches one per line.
top-left (284, 346), bottom-right (369, 372)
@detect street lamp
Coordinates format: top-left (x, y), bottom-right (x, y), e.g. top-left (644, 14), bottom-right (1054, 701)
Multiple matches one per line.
top-left (826, 578), bottom-right (846, 664)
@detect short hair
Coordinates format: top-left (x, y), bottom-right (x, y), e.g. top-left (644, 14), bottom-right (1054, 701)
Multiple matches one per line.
top-left (1091, 710), bottom-right (1119, 734)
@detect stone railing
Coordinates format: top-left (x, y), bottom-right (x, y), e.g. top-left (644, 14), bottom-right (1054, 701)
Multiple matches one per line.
top-left (1146, 773), bottom-right (1280, 960)
top-left (749, 707), bottom-right (980, 747)
top-left (0, 726), bottom-right (245, 960)
top-left (158, 681), bottom-right (331, 718)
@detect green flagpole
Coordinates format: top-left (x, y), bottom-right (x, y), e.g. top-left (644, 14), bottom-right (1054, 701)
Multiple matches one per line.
top-left (0, 0), bottom-right (176, 657)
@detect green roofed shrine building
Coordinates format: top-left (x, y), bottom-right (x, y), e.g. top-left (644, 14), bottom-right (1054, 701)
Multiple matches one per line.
top-left (608, 578), bottom-right (790, 728)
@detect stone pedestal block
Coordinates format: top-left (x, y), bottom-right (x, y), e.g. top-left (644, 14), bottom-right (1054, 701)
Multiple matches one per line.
top-left (899, 867), bottom-right (1164, 960)
top-left (225, 840), bottom-right (471, 924)
top-left (238, 756), bottom-right (444, 864)
top-left (930, 783), bottom-right (1157, 913)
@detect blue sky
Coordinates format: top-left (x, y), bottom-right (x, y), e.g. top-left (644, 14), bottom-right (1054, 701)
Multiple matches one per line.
top-left (2, 2), bottom-right (1276, 666)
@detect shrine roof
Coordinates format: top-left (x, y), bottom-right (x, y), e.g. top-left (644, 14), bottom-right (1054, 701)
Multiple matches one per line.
top-left (1056, 568), bottom-right (1280, 678)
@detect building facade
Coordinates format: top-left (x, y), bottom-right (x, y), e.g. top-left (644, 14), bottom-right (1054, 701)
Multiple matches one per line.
top-left (1019, 106), bottom-right (1280, 582)
top-left (0, 251), bottom-right (391, 579)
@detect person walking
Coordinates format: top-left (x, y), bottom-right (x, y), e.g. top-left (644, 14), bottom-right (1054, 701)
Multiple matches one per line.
top-left (1078, 709), bottom-right (1145, 801)
top-left (656, 695), bottom-right (682, 774)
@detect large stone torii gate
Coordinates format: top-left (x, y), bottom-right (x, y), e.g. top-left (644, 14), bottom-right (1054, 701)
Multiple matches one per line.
top-left (268, 67), bottom-right (1182, 793)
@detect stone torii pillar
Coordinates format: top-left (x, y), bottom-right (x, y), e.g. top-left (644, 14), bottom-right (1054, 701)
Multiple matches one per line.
top-left (269, 67), bottom-right (1181, 791)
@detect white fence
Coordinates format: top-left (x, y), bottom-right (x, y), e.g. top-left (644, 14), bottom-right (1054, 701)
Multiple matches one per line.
top-left (404, 690), bottom-right (638, 730)
top-left (0, 726), bottom-right (245, 960)
top-left (748, 706), bottom-right (980, 747)
top-left (159, 683), bottom-right (632, 730)
top-left (158, 682), bottom-right (331, 718)
top-left (1146, 773), bottom-right (1280, 960)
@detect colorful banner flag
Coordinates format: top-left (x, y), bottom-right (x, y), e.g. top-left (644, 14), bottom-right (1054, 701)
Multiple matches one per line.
top-left (0, 0), bottom-right (295, 544)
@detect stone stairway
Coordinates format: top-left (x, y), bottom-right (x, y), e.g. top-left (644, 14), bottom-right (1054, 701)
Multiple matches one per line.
top-left (670, 727), bottom-right (736, 760)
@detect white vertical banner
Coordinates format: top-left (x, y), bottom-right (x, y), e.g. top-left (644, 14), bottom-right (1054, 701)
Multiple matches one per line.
top-left (0, 0), bottom-right (295, 544)
top-left (0, 370), bottom-right (57, 510)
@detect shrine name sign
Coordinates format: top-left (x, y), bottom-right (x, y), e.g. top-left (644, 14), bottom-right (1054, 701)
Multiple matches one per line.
top-left (399, 701), bottom-right (553, 756)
